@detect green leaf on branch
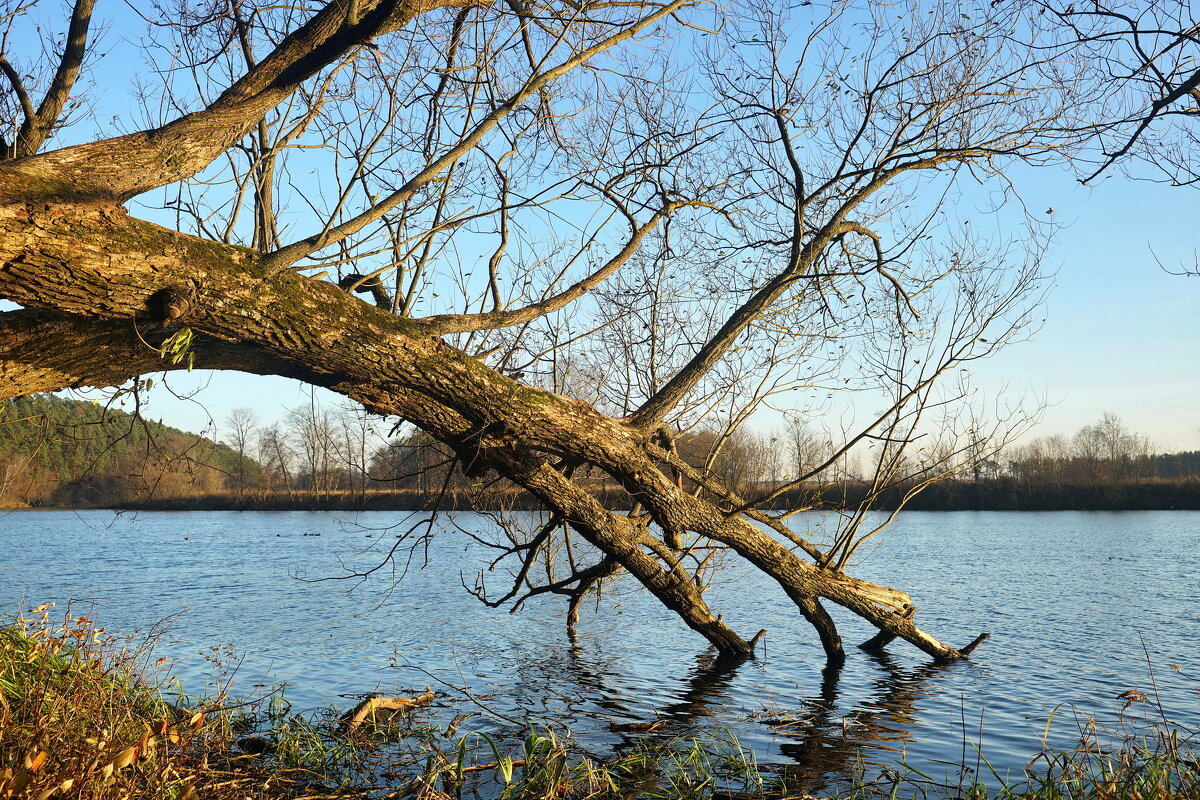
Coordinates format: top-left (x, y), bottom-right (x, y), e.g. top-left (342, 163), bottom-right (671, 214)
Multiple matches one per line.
top-left (159, 328), bottom-right (196, 372)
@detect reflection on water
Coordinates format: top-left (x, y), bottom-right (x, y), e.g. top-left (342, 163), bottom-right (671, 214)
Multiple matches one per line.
top-left (767, 653), bottom-right (957, 797)
top-left (2, 509), bottom-right (1198, 790)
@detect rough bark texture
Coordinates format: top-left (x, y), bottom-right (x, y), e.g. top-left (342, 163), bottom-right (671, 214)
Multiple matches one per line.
top-left (3, 0), bottom-right (480, 202)
top-left (0, 200), bottom-right (978, 662)
top-left (0, 0), bottom-right (987, 665)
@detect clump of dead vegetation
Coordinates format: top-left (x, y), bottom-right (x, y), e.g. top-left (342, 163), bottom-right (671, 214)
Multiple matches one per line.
top-left (0, 603), bottom-right (374, 800)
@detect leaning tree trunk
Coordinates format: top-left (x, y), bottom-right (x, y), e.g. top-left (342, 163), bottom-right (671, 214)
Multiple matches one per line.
top-left (0, 192), bottom-right (984, 663)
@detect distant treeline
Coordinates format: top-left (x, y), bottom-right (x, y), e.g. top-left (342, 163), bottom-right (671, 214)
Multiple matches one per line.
top-left (124, 477), bottom-right (1200, 512)
top-left (5, 397), bottom-right (1200, 512)
top-left (783, 477), bottom-right (1200, 511)
top-left (124, 488), bottom-right (592, 512)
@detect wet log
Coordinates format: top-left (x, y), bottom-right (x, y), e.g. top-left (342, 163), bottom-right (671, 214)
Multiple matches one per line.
top-left (340, 688), bottom-right (434, 731)
top-left (859, 607), bottom-right (916, 653)
top-left (858, 605), bottom-right (988, 662)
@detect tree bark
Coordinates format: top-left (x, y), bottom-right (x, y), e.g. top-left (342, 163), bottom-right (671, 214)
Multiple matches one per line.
top-left (0, 197), bottom-right (980, 662)
top-left (1, 0), bottom-right (479, 201)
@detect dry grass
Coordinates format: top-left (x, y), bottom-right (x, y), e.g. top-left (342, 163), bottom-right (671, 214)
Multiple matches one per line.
top-left (0, 603), bottom-right (371, 800)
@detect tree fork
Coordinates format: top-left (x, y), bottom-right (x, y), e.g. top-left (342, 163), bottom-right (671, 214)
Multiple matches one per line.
top-left (605, 446), bottom-right (976, 661)
top-left (0, 304), bottom-right (970, 662)
top-left (342, 385), bottom-right (757, 659)
top-left (434, 446), bottom-right (759, 659)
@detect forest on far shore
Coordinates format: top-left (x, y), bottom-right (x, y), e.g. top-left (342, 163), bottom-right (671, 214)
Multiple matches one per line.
top-left (2, 394), bottom-right (1198, 511)
top-left (0, 394), bottom-right (243, 508)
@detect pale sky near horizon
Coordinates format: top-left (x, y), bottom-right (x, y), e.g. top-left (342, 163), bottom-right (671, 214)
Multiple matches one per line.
top-left (12, 1), bottom-right (1199, 453)
top-left (973, 166), bottom-right (1200, 452)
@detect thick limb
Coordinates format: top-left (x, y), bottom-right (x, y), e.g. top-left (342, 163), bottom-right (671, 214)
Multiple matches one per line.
top-left (796, 596), bottom-right (844, 662)
top-left (0, 206), bottom-right (976, 662)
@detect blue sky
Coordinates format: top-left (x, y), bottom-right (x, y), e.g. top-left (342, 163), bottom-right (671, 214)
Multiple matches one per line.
top-left (15, 1), bottom-right (1199, 453)
top-left (974, 165), bottom-right (1199, 450)
top-left (124, 159), bottom-right (1199, 452)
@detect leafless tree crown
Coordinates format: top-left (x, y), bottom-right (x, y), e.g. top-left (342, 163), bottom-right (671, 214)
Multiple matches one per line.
top-left (0, 0), bottom-right (1094, 662)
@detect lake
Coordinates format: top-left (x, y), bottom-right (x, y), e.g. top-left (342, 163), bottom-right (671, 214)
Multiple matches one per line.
top-left (2, 509), bottom-right (1197, 793)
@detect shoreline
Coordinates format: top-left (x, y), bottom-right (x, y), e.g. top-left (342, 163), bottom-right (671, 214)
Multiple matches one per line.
top-left (5, 477), bottom-right (1200, 513)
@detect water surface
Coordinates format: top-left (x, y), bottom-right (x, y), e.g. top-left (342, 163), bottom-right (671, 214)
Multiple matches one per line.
top-left (2, 509), bottom-right (1196, 793)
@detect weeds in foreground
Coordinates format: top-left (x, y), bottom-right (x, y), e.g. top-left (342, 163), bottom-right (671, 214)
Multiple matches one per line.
top-left (855, 725), bottom-right (1200, 800)
top-left (839, 678), bottom-right (1200, 800)
top-left (402, 727), bottom-right (765, 800)
top-left (0, 604), bottom-right (772, 800)
top-left (0, 603), bottom-right (206, 800)
top-left (0, 603), bottom-right (379, 800)
top-left (2, 604), bottom-right (1197, 800)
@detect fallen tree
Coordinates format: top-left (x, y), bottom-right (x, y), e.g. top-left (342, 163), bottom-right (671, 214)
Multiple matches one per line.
top-left (1, 0), bottom-right (1077, 662)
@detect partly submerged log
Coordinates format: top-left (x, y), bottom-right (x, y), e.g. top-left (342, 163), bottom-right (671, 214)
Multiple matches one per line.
top-left (858, 605), bottom-right (989, 662)
top-left (610, 720), bottom-right (667, 733)
top-left (340, 689), bottom-right (435, 731)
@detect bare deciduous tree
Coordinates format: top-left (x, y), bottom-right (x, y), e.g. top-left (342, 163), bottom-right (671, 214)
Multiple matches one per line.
top-left (1033, 0), bottom-right (1200, 185)
top-left (224, 406), bottom-right (259, 491)
top-left (1, 0), bottom-right (1077, 662)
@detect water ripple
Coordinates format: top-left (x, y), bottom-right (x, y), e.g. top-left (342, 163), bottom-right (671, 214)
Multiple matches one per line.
top-left (2, 508), bottom-right (1197, 789)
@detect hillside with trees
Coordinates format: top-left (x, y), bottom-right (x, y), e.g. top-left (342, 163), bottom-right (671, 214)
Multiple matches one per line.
top-left (0, 394), bottom-right (249, 508)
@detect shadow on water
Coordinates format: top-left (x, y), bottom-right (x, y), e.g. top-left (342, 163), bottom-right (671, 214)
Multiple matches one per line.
top-left (545, 642), bottom-right (958, 795)
top-left (768, 651), bottom-right (957, 796)
top-left (560, 647), bottom-right (744, 742)
top-left (656, 650), bottom-right (744, 727)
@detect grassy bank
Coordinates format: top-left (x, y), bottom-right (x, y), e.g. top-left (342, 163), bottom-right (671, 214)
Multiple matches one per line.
top-left (0, 605), bottom-right (302, 799)
top-left (2, 606), bottom-right (1197, 799)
